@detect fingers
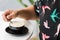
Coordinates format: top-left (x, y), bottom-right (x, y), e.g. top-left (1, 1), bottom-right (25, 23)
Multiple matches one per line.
top-left (2, 13), bottom-right (8, 22)
top-left (2, 9), bottom-right (13, 22)
top-left (7, 12), bottom-right (16, 19)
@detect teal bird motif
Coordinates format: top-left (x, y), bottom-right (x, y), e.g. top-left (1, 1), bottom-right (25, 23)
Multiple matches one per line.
top-left (50, 9), bottom-right (60, 22)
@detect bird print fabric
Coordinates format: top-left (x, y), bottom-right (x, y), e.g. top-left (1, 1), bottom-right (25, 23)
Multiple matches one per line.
top-left (34, 0), bottom-right (60, 40)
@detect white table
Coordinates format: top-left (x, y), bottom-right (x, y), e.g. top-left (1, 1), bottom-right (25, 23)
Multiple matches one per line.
top-left (0, 11), bottom-right (39, 40)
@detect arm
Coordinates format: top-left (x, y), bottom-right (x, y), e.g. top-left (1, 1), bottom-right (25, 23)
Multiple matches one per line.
top-left (2, 5), bottom-right (39, 22)
top-left (16, 5), bottom-right (39, 20)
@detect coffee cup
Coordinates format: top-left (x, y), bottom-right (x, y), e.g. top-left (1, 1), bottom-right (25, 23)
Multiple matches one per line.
top-left (6, 19), bottom-right (29, 35)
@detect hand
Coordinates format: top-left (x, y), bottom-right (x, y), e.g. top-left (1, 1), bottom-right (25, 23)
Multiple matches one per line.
top-left (2, 9), bottom-right (17, 22)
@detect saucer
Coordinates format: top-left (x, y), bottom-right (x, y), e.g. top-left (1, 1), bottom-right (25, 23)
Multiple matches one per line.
top-left (5, 27), bottom-right (29, 35)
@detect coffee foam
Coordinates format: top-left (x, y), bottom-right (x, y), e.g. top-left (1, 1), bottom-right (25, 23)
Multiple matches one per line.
top-left (10, 20), bottom-right (27, 27)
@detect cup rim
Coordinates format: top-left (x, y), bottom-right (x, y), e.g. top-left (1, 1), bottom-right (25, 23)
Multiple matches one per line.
top-left (9, 25), bottom-right (25, 30)
top-left (9, 21), bottom-right (27, 27)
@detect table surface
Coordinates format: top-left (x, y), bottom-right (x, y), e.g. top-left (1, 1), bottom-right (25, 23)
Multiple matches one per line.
top-left (0, 11), bottom-right (39, 40)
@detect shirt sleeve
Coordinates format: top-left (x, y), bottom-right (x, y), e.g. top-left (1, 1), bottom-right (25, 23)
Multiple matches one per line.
top-left (34, 1), bottom-right (40, 16)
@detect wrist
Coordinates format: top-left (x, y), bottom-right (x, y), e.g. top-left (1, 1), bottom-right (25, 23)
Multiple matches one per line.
top-left (14, 10), bottom-right (21, 17)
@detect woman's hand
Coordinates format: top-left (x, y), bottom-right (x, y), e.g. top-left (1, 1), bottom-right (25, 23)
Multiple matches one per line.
top-left (2, 5), bottom-right (38, 22)
top-left (2, 9), bottom-right (17, 22)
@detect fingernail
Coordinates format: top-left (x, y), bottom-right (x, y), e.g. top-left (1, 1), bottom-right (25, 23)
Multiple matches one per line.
top-left (7, 16), bottom-right (10, 19)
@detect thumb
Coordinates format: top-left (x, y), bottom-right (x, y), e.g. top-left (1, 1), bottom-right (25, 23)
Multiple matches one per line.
top-left (7, 11), bottom-right (17, 20)
top-left (7, 12), bottom-right (15, 19)
top-left (7, 14), bottom-right (12, 19)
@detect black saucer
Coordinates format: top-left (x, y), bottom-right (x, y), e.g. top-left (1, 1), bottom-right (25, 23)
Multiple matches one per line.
top-left (5, 26), bottom-right (29, 35)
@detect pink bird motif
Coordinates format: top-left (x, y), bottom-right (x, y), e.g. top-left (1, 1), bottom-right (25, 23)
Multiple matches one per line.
top-left (42, 33), bottom-right (50, 40)
top-left (54, 23), bottom-right (60, 37)
top-left (42, 6), bottom-right (51, 14)
top-left (44, 20), bottom-right (50, 29)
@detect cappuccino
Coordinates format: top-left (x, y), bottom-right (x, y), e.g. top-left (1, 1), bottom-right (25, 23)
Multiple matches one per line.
top-left (10, 19), bottom-right (27, 27)
top-left (6, 18), bottom-right (29, 35)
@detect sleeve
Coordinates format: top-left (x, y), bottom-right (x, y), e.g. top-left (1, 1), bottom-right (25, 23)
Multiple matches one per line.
top-left (34, 1), bottom-right (40, 16)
